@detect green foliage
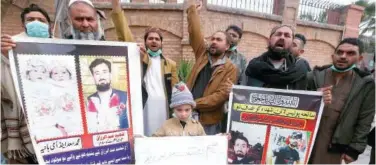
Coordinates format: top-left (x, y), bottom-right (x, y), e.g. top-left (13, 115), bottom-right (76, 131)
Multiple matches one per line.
top-left (178, 59), bottom-right (194, 83)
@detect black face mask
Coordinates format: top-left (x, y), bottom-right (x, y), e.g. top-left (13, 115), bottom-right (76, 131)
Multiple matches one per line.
top-left (267, 45), bottom-right (289, 60)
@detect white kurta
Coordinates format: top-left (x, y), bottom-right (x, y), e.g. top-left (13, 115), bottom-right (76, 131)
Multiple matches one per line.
top-left (143, 56), bottom-right (168, 136)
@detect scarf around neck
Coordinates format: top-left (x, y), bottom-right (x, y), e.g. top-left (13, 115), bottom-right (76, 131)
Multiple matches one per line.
top-left (245, 50), bottom-right (307, 86)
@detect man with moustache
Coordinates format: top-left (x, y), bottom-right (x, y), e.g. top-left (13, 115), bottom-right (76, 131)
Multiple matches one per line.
top-left (186, 0), bottom-right (237, 135)
top-left (229, 135), bottom-right (255, 164)
top-left (272, 132), bottom-right (302, 164)
top-left (245, 25), bottom-right (307, 90)
top-left (66, 0), bottom-right (105, 40)
top-left (308, 38), bottom-right (375, 164)
top-left (86, 58), bottom-right (129, 133)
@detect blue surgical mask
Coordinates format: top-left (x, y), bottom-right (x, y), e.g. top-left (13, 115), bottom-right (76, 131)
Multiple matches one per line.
top-left (330, 64), bottom-right (356, 73)
top-left (147, 49), bottom-right (162, 57)
top-left (26, 20), bottom-right (50, 38)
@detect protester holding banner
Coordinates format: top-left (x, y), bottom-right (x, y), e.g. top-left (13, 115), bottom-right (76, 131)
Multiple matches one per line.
top-left (152, 82), bottom-right (206, 137)
top-left (186, 0), bottom-right (237, 135)
top-left (245, 25), bottom-right (307, 90)
top-left (308, 38), bottom-right (375, 164)
top-left (111, 0), bottom-right (179, 136)
top-left (0, 3), bottom-right (54, 164)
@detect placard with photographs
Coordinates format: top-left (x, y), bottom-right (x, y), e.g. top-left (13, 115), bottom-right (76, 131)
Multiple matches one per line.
top-left (9, 38), bottom-right (143, 164)
top-left (227, 86), bottom-right (324, 164)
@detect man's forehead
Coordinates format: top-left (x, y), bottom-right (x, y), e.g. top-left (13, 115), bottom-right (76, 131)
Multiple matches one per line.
top-left (70, 3), bottom-right (96, 17)
top-left (337, 43), bottom-right (359, 51)
top-left (25, 11), bottom-right (47, 19)
top-left (212, 32), bottom-right (226, 38)
top-left (275, 26), bottom-right (293, 34)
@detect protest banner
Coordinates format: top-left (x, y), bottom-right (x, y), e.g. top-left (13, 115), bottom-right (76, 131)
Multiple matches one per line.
top-left (227, 86), bottom-right (324, 164)
top-left (135, 136), bottom-right (228, 165)
top-left (9, 38), bottom-right (143, 164)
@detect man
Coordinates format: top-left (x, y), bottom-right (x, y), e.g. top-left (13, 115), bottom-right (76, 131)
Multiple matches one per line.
top-left (1, 4), bottom-right (53, 56)
top-left (1, 4), bottom-right (52, 164)
top-left (225, 25), bottom-right (248, 85)
top-left (66, 0), bottom-right (105, 40)
top-left (272, 132), bottom-right (302, 164)
top-left (245, 25), bottom-right (307, 90)
top-left (308, 38), bottom-right (375, 164)
top-left (290, 33), bottom-right (311, 73)
top-left (186, 0), bottom-right (237, 135)
top-left (110, 0), bottom-right (178, 136)
top-left (229, 135), bottom-right (255, 164)
top-left (86, 58), bottom-right (129, 133)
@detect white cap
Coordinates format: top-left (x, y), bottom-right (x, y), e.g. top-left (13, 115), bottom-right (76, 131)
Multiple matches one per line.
top-left (68, 0), bottom-right (94, 8)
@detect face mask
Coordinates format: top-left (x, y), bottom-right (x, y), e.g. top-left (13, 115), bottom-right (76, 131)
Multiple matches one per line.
top-left (147, 49), bottom-right (162, 57)
top-left (330, 64), bottom-right (356, 73)
top-left (229, 46), bottom-right (237, 51)
top-left (26, 20), bottom-right (49, 38)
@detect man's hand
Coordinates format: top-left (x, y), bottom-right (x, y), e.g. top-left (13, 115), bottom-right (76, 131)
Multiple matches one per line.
top-left (341, 154), bottom-right (355, 164)
top-left (224, 78), bottom-right (233, 94)
top-left (137, 43), bottom-right (146, 58)
top-left (1, 34), bottom-right (16, 57)
top-left (196, 0), bottom-right (202, 11)
top-left (319, 85), bottom-right (332, 105)
top-left (112, 0), bottom-right (120, 10)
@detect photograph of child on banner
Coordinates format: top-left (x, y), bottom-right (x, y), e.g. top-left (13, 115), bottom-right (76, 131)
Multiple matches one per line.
top-left (267, 126), bottom-right (310, 164)
top-left (17, 55), bottom-right (83, 140)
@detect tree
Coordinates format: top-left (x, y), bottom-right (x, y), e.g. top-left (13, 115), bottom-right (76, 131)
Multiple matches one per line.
top-left (355, 0), bottom-right (375, 36)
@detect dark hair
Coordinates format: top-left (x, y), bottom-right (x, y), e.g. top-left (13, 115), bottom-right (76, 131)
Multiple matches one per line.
top-left (49, 67), bottom-right (72, 79)
top-left (294, 33), bottom-right (306, 45)
top-left (89, 58), bottom-right (112, 74)
top-left (144, 27), bottom-right (163, 42)
top-left (226, 25), bottom-right (243, 39)
top-left (234, 135), bottom-right (249, 147)
top-left (335, 37), bottom-right (364, 55)
top-left (213, 31), bottom-right (232, 45)
top-left (21, 4), bottom-right (51, 24)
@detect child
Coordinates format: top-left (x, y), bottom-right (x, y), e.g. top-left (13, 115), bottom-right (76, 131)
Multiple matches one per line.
top-left (25, 58), bottom-right (48, 82)
top-left (50, 65), bottom-right (72, 82)
top-left (152, 82), bottom-right (206, 137)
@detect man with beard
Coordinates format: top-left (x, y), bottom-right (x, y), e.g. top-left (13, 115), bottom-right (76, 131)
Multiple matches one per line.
top-left (229, 135), bottom-right (255, 164)
top-left (186, 0), bottom-right (237, 135)
top-left (245, 25), bottom-right (307, 90)
top-left (66, 0), bottom-right (105, 40)
top-left (110, 0), bottom-right (178, 136)
top-left (290, 33), bottom-right (311, 73)
top-left (86, 58), bottom-right (129, 133)
top-left (272, 132), bottom-right (302, 164)
top-left (308, 38), bottom-right (375, 164)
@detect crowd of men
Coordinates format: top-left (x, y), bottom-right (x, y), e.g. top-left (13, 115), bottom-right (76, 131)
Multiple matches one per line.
top-left (1, 0), bottom-right (374, 164)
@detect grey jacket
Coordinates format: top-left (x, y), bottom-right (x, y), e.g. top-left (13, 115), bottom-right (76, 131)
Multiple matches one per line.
top-left (228, 49), bottom-right (247, 85)
top-left (307, 65), bottom-right (375, 160)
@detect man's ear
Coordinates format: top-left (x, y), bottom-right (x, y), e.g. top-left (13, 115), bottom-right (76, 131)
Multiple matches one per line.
top-left (299, 49), bottom-right (305, 55)
top-left (359, 55), bottom-right (364, 62)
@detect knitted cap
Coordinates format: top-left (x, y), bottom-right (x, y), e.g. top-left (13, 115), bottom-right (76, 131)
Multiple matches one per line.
top-left (170, 82), bottom-right (196, 108)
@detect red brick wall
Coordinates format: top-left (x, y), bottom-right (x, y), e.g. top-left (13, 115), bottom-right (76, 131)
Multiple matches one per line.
top-left (1, 1), bottom-right (363, 68)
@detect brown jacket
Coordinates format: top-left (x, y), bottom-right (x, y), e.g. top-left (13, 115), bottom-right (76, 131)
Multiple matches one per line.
top-left (186, 5), bottom-right (237, 125)
top-left (152, 118), bottom-right (206, 137)
top-left (111, 8), bottom-right (179, 114)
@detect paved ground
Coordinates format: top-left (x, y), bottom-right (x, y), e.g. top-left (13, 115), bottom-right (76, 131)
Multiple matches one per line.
top-left (351, 146), bottom-right (372, 164)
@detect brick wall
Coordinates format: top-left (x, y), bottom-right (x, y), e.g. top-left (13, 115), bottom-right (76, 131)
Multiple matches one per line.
top-left (1, 0), bottom-right (364, 68)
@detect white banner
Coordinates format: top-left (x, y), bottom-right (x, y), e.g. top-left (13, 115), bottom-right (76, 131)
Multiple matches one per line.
top-left (135, 136), bottom-right (228, 165)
